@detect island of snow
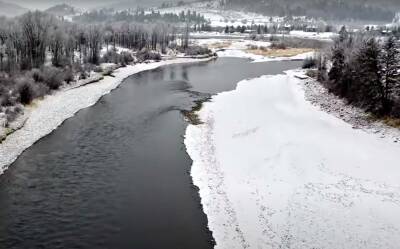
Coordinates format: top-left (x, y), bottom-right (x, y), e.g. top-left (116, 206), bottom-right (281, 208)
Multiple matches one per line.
top-left (185, 71), bottom-right (400, 249)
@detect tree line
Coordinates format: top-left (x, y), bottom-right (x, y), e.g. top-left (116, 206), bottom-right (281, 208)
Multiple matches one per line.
top-left (0, 10), bottom-right (194, 125)
top-left (74, 9), bottom-right (208, 25)
top-left (317, 27), bottom-right (400, 118)
top-left (221, 0), bottom-right (398, 22)
top-left (0, 11), bottom-right (181, 72)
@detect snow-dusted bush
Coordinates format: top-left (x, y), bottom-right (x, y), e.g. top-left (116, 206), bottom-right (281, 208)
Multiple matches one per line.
top-left (41, 67), bottom-right (64, 90)
top-left (270, 42), bottom-right (287, 50)
top-left (0, 88), bottom-right (14, 107)
top-left (4, 105), bottom-right (22, 124)
top-left (136, 49), bottom-right (161, 62)
top-left (101, 50), bottom-right (119, 64)
top-left (16, 77), bottom-right (35, 105)
top-left (120, 52), bottom-right (134, 65)
top-left (32, 69), bottom-right (45, 83)
top-left (180, 46), bottom-right (212, 56)
top-left (63, 67), bottom-right (75, 84)
top-left (101, 50), bottom-right (134, 66)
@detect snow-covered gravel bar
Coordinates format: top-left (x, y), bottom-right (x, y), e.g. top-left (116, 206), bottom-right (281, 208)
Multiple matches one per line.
top-left (0, 58), bottom-right (211, 175)
top-left (185, 71), bottom-right (400, 249)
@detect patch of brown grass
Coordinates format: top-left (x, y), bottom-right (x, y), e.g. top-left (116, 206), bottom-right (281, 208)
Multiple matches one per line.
top-left (383, 117), bottom-right (400, 128)
top-left (246, 47), bottom-right (314, 58)
top-left (181, 98), bottom-right (211, 125)
top-left (208, 41), bottom-right (232, 49)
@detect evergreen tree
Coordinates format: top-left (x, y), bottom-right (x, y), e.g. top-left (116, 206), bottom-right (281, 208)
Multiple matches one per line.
top-left (338, 26), bottom-right (348, 42)
top-left (380, 36), bottom-right (400, 113)
top-left (224, 25), bottom-right (229, 34)
top-left (353, 38), bottom-right (382, 111)
top-left (328, 41), bottom-right (346, 95)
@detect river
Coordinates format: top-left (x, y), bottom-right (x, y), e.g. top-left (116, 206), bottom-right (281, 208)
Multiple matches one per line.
top-left (0, 58), bottom-right (302, 249)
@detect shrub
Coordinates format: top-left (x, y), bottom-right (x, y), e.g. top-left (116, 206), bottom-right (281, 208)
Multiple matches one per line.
top-left (302, 57), bottom-right (317, 69)
top-left (136, 49), bottom-right (161, 62)
top-left (42, 66), bottom-right (64, 90)
top-left (269, 35), bottom-right (279, 42)
top-left (270, 42), bottom-right (287, 49)
top-left (32, 69), bottom-right (45, 83)
top-left (63, 67), bottom-right (75, 84)
top-left (94, 66), bottom-right (104, 73)
top-left (19, 85), bottom-right (33, 104)
top-left (101, 50), bottom-right (119, 64)
top-left (0, 92), bottom-right (14, 107)
top-left (101, 50), bottom-right (134, 66)
top-left (16, 78), bottom-right (35, 104)
top-left (120, 51), bottom-right (134, 65)
top-left (5, 106), bottom-right (22, 123)
top-left (181, 46), bottom-right (212, 56)
top-left (248, 45), bottom-right (258, 50)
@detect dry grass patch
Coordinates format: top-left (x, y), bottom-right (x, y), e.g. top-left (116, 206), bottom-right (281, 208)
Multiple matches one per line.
top-left (246, 47), bottom-right (314, 58)
top-left (181, 98), bottom-right (211, 125)
top-left (208, 41), bottom-right (232, 49)
top-left (383, 117), bottom-right (400, 128)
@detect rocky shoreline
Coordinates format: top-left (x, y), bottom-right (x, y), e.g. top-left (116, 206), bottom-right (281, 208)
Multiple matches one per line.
top-left (297, 71), bottom-right (400, 143)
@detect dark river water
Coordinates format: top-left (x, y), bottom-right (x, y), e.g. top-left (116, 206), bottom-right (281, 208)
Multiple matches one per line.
top-left (0, 58), bottom-right (301, 249)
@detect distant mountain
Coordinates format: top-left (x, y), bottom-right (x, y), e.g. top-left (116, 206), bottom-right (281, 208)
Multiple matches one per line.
top-left (1, 0), bottom-right (194, 11)
top-left (0, 1), bottom-right (28, 17)
top-left (105, 0), bottom-right (195, 10)
top-left (219, 0), bottom-right (400, 22)
top-left (45, 3), bottom-right (77, 16)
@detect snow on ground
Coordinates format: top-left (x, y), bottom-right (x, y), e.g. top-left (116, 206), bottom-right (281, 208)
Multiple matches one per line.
top-left (289, 30), bottom-right (336, 40)
top-left (192, 31), bottom-right (335, 42)
top-left (217, 47), bottom-right (314, 63)
top-left (302, 72), bottom-right (400, 143)
top-left (194, 38), bottom-right (314, 62)
top-left (185, 71), bottom-right (400, 249)
top-left (100, 46), bottom-right (132, 57)
top-left (158, 2), bottom-right (282, 27)
top-left (0, 58), bottom-right (211, 175)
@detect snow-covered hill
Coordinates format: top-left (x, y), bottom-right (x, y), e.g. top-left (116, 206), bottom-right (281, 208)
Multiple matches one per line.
top-left (159, 1), bottom-right (284, 27)
top-left (0, 1), bottom-right (28, 17)
top-left (45, 3), bottom-right (77, 17)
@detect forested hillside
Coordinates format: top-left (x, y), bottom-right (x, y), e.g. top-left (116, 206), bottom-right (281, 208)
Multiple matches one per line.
top-left (219, 0), bottom-right (400, 22)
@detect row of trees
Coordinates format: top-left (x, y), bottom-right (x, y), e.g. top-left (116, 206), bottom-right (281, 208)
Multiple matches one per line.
top-left (74, 9), bottom-right (208, 25)
top-left (0, 10), bottom-right (197, 124)
top-left (319, 27), bottom-right (400, 117)
top-left (0, 11), bottom-right (182, 73)
top-left (221, 0), bottom-right (397, 22)
top-left (222, 23), bottom-right (334, 35)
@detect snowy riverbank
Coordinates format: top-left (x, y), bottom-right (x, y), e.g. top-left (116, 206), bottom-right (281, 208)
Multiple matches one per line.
top-left (0, 57), bottom-right (213, 175)
top-left (185, 71), bottom-right (400, 249)
top-left (194, 38), bottom-right (315, 62)
top-left (300, 71), bottom-right (400, 143)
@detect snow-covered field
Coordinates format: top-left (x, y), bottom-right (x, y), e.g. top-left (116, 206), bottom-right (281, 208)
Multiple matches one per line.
top-left (159, 2), bottom-right (280, 27)
top-left (194, 38), bottom-right (314, 62)
top-left (217, 49), bottom-right (314, 63)
top-left (185, 71), bottom-right (400, 249)
top-left (289, 30), bottom-right (336, 40)
top-left (0, 58), bottom-right (211, 175)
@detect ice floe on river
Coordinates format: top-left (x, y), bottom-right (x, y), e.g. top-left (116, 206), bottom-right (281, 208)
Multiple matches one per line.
top-left (185, 71), bottom-right (400, 249)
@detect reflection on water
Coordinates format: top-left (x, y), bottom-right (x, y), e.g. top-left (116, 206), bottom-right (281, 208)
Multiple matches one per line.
top-left (0, 58), bottom-right (302, 249)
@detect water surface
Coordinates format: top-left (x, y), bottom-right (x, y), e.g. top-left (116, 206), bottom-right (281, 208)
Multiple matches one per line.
top-left (0, 58), bottom-right (301, 249)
